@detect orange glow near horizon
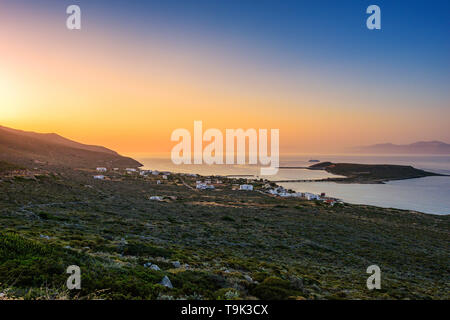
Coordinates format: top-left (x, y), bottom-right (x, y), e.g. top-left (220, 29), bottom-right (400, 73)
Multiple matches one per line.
top-left (1, 4), bottom-right (449, 156)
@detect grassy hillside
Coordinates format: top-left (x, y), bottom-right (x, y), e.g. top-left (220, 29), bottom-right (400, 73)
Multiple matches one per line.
top-left (0, 167), bottom-right (448, 300)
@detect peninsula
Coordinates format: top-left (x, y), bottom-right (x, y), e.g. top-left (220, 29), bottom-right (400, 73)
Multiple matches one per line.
top-left (277, 162), bottom-right (446, 184)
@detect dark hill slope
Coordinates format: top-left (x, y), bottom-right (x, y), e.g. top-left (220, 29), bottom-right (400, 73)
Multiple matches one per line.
top-left (0, 125), bottom-right (141, 168)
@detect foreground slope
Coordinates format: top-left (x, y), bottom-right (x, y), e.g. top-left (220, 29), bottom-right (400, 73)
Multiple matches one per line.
top-left (0, 166), bottom-right (448, 300)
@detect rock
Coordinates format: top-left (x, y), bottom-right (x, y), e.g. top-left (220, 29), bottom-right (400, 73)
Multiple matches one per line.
top-left (289, 276), bottom-right (304, 291)
top-left (244, 275), bottom-right (253, 282)
top-left (150, 264), bottom-right (161, 271)
top-left (172, 261), bottom-right (181, 268)
top-left (144, 263), bottom-right (161, 271)
top-left (160, 276), bottom-right (173, 288)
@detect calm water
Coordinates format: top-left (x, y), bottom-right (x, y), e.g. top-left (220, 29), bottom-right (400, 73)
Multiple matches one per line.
top-left (135, 154), bottom-right (450, 215)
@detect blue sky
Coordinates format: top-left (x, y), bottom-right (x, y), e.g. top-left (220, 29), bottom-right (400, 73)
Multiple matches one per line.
top-left (2, 0), bottom-right (449, 152)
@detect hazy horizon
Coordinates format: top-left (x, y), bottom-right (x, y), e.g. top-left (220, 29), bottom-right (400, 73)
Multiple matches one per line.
top-left (1, 0), bottom-right (449, 154)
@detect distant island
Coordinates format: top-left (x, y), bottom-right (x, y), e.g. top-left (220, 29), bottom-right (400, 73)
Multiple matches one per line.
top-left (352, 141), bottom-right (450, 154)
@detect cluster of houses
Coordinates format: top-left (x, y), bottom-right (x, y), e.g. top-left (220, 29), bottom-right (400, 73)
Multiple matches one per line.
top-left (195, 180), bottom-right (254, 191)
top-left (94, 167), bottom-right (172, 181)
top-left (92, 167), bottom-right (341, 205)
top-left (267, 186), bottom-right (320, 200)
top-left (195, 178), bottom-right (228, 190)
top-left (139, 169), bottom-right (171, 180)
top-left (265, 185), bottom-right (340, 205)
top-left (239, 184), bottom-right (254, 191)
top-left (196, 179), bottom-right (216, 190)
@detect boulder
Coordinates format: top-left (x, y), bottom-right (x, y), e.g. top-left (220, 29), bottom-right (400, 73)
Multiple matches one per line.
top-left (144, 263), bottom-right (161, 271)
top-left (160, 276), bottom-right (173, 289)
top-left (244, 275), bottom-right (253, 282)
top-left (150, 264), bottom-right (161, 271)
top-left (289, 276), bottom-right (304, 291)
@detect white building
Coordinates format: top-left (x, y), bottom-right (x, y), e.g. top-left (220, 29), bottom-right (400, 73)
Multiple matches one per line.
top-left (196, 183), bottom-right (215, 190)
top-left (156, 180), bottom-right (161, 184)
top-left (152, 170), bottom-right (160, 175)
top-left (96, 167), bottom-right (107, 172)
top-left (126, 168), bottom-right (137, 173)
top-left (304, 192), bottom-right (320, 201)
top-left (279, 192), bottom-right (303, 198)
top-left (162, 175), bottom-right (168, 180)
top-left (269, 186), bottom-right (286, 195)
top-left (239, 184), bottom-right (254, 191)
top-left (93, 175), bottom-right (105, 180)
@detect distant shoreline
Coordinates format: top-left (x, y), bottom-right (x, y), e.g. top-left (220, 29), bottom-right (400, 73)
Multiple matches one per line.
top-left (274, 162), bottom-right (447, 184)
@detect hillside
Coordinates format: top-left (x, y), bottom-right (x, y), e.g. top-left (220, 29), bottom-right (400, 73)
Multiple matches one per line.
top-left (0, 125), bottom-right (142, 169)
top-left (0, 165), bottom-right (448, 300)
top-left (353, 141), bottom-right (450, 154)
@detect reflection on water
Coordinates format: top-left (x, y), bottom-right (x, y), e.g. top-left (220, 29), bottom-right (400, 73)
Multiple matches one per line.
top-left (136, 154), bottom-right (450, 215)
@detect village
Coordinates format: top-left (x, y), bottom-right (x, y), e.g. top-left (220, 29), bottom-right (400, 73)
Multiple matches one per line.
top-left (1, 159), bottom-right (447, 300)
top-left (93, 166), bottom-right (343, 206)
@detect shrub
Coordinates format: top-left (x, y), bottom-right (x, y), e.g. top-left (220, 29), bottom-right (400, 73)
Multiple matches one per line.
top-left (249, 276), bottom-right (300, 300)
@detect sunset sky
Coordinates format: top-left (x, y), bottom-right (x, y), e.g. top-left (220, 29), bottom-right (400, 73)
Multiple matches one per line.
top-left (1, 0), bottom-right (449, 155)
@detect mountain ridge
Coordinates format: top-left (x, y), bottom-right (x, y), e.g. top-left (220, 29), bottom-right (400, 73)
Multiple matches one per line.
top-left (352, 141), bottom-right (450, 154)
top-left (0, 125), bottom-right (142, 168)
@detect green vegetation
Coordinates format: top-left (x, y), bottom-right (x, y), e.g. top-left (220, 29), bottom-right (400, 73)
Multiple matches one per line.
top-left (0, 166), bottom-right (449, 300)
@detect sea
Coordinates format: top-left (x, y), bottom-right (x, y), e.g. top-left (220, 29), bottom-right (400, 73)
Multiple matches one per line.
top-left (135, 154), bottom-right (450, 215)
